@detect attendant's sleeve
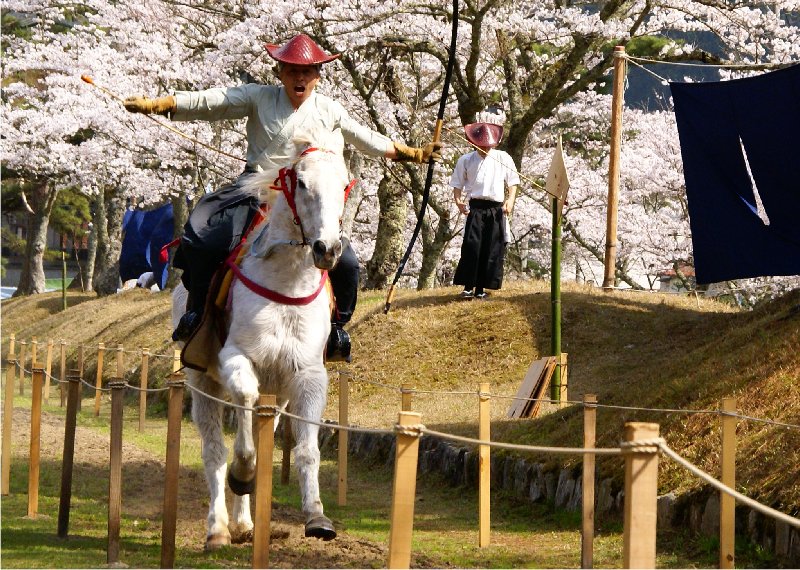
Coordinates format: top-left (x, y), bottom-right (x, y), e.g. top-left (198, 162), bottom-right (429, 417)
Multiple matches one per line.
top-left (332, 101), bottom-right (393, 156)
top-left (504, 153), bottom-right (521, 186)
top-left (449, 155), bottom-right (467, 188)
top-left (172, 84), bottom-right (257, 122)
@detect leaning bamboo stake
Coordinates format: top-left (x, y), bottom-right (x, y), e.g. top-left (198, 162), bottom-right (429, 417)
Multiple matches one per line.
top-left (338, 370), bottom-right (349, 506)
top-left (603, 45), bottom-right (626, 290)
top-left (478, 382), bottom-right (491, 548)
top-left (253, 394), bottom-right (277, 569)
top-left (387, 411), bottom-right (423, 569)
top-left (27, 364), bottom-right (45, 518)
top-left (582, 394), bottom-right (598, 569)
top-left (622, 422), bottom-right (659, 569)
top-left (139, 348), bottom-right (150, 432)
top-left (160, 376), bottom-right (185, 569)
top-left (94, 343), bottom-right (105, 416)
top-left (18, 341), bottom-right (27, 395)
top-left (2, 358), bottom-right (17, 496)
top-left (59, 340), bottom-right (67, 407)
top-left (44, 339), bottom-right (54, 402)
top-left (720, 398), bottom-right (736, 569)
top-left (58, 371), bottom-right (81, 538)
top-left (401, 383), bottom-right (413, 412)
top-left (107, 380), bottom-right (124, 564)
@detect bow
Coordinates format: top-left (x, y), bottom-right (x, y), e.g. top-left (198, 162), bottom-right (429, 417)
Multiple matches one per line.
top-left (384, 0), bottom-right (459, 314)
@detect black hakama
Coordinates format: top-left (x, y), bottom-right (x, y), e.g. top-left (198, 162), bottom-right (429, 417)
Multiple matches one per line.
top-left (453, 199), bottom-right (506, 291)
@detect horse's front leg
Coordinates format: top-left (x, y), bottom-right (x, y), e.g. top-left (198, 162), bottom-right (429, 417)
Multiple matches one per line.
top-left (219, 345), bottom-right (259, 540)
top-left (291, 364), bottom-right (336, 540)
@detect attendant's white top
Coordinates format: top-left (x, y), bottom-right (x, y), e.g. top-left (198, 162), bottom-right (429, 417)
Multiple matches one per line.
top-left (449, 149), bottom-right (520, 203)
top-left (173, 85), bottom-right (392, 174)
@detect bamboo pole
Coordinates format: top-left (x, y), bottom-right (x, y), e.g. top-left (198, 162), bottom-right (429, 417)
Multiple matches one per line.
top-left (602, 45), bottom-right (626, 289)
top-left (27, 365), bottom-right (45, 518)
top-left (18, 341), bottom-right (27, 395)
top-left (94, 343), bottom-right (105, 416)
top-left (622, 422), bottom-right (659, 569)
top-left (44, 339), bottom-right (54, 402)
top-left (2, 358), bottom-right (17, 496)
top-left (387, 411), bottom-right (423, 569)
top-left (338, 371), bottom-right (349, 506)
top-left (107, 380), bottom-right (124, 564)
top-left (139, 349), bottom-right (149, 432)
top-left (478, 382), bottom-right (491, 547)
top-left (58, 371), bottom-right (81, 538)
top-left (401, 383), bottom-right (413, 412)
top-left (581, 394), bottom-right (598, 568)
top-left (160, 376), bottom-right (185, 569)
top-left (253, 394), bottom-right (276, 569)
top-left (720, 398), bottom-right (736, 569)
top-left (59, 340), bottom-right (67, 407)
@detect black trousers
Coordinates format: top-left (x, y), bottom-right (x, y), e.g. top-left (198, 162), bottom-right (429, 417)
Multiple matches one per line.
top-left (453, 199), bottom-right (506, 291)
top-left (174, 182), bottom-right (358, 324)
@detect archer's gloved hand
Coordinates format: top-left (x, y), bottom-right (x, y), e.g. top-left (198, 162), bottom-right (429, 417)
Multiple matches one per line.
top-left (123, 95), bottom-right (176, 116)
top-left (393, 141), bottom-right (442, 163)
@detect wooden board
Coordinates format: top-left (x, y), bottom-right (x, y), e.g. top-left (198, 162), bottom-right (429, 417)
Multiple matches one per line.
top-left (527, 358), bottom-right (557, 418)
top-left (508, 357), bottom-right (556, 419)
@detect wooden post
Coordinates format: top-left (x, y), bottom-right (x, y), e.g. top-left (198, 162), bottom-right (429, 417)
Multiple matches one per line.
top-left (94, 343), bottom-right (105, 416)
top-left (44, 339), bottom-right (54, 402)
top-left (2, 358), bottom-right (17, 496)
top-left (58, 371), bottom-right (81, 538)
top-left (720, 398), bottom-right (736, 569)
top-left (59, 340), bottom-right (67, 407)
top-left (478, 382), bottom-right (491, 548)
top-left (172, 349), bottom-right (181, 373)
top-left (107, 380), bottom-right (124, 564)
top-left (622, 422), bottom-right (659, 569)
top-left (30, 337), bottom-right (38, 372)
top-left (387, 411), bottom-right (423, 569)
top-left (401, 383), bottom-right (413, 412)
top-left (281, 420), bottom-right (292, 485)
top-left (581, 394), bottom-right (598, 568)
top-left (18, 341), bottom-right (27, 395)
top-left (139, 349), bottom-right (150, 432)
top-left (559, 353), bottom-right (569, 406)
top-left (160, 376), bottom-right (185, 569)
top-left (252, 394), bottom-right (276, 570)
top-left (338, 371), bottom-right (349, 506)
top-left (27, 365), bottom-right (45, 518)
top-left (603, 45), bottom-right (626, 290)
top-left (77, 344), bottom-right (84, 412)
top-left (116, 344), bottom-right (124, 378)
top-left (7, 333), bottom-right (15, 358)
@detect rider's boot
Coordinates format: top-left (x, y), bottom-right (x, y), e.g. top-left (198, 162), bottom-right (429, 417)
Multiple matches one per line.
top-left (172, 309), bottom-right (203, 342)
top-left (326, 322), bottom-right (351, 363)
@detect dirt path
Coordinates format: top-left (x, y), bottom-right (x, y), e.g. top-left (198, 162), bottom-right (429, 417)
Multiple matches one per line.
top-left (9, 406), bottom-right (407, 568)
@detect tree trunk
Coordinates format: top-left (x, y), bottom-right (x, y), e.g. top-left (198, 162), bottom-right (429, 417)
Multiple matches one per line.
top-left (14, 179), bottom-right (59, 296)
top-left (418, 198), bottom-right (453, 290)
top-left (83, 192), bottom-right (101, 292)
top-left (166, 194), bottom-right (189, 289)
top-left (93, 188), bottom-right (125, 296)
top-left (365, 175), bottom-right (407, 289)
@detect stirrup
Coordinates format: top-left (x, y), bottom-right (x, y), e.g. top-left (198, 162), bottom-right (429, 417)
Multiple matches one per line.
top-left (172, 310), bottom-right (201, 342)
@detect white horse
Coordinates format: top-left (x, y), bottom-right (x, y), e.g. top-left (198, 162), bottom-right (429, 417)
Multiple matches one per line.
top-left (173, 126), bottom-right (351, 549)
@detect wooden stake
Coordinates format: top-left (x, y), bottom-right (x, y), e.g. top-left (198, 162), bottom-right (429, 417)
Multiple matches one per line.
top-left (58, 371), bottom-right (81, 538)
top-left (30, 337), bottom-right (38, 372)
top-left (139, 349), bottom-right (150, 432)
top-left (478, 382), bottom-right (491, 548)
top-left (281, 420), bottom-right (292, 485)
top-left (44, 339), bottom-right (54, 402)
top-left (77, 344), bottom-right (84, 412)
top-left (59, 340), bottom-right (67, 407)
top-left (116, 344), bottom-right (124, 378)
top-left (581, 394), bottom-right (598, 568)
top-left (401, 383), bottom-right (413, 412)
top-left (27, 365), bottom-right (44, 518)
top-left (107, 381), bottom-right (124, 563)
top-left (94, 343), bottom-right (105, 416)
top-left (253, 394), bottom-right (276, 569)
top-left (559, 353), bottom-right (569, 406)
top-left (387, 411), bottom-right (423, 569)
top-left (172, 349), bottom-right (181, 373)
top-left (338, 371), bottom-right (349, 506)
top-left (2, 358), bottom-right (17, 496)
top-left (720, 398), bottom-right (736, 569)
top-left (622, 422), bottom-right (659, 569)
top-left (18, 341), bottom-right (27, 395)
top-left (603, 45), bottom-right (626, 289)
top-left (7, 333), bottom-right (15, 358)
top-left (160, 376), bottom-right (184, 569)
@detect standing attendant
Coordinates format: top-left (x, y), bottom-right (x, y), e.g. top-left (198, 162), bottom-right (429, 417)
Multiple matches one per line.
top-left (124, 33), bottom-right (440, 361)
top-left (450, 121), bottom-right (519, 299)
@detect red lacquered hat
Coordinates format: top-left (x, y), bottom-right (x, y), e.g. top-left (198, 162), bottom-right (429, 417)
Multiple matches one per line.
top-left (465, 122), bottom-right (503, 147)
top-left (266, 34), bottom-right (340, 65)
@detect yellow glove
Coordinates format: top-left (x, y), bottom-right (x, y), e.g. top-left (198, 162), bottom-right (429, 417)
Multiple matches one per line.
top-left (123, 95), bottom-right (176, 116)
top-left (393, 141), bottom-right (443, 163)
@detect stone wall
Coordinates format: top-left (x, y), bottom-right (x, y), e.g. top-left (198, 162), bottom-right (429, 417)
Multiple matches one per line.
top-left (318, 424), bottom-right (799, 566)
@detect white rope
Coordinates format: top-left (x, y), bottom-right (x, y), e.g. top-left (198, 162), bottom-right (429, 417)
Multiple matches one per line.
top-left (626, 54), bottom-right (795, 70)
top-left (626, 57), bottom-right (670, 84)
top-left (422, 427), bottom-right (624, 456)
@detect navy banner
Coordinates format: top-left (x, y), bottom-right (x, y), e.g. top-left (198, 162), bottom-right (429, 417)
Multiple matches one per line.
top-left (670, 64), bottom-right (800, 284)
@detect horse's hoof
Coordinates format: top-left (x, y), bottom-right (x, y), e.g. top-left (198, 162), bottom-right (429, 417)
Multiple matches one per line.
top-left (304, 515), bottom-right (336, 541)
top-left (227, 470), bottom-right (255, 496)
top-left (205, 532), bottom-right (231, 551)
